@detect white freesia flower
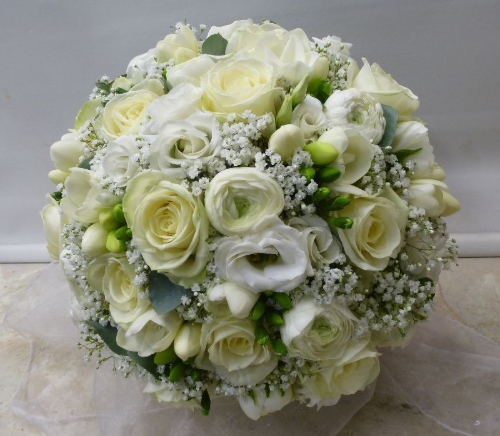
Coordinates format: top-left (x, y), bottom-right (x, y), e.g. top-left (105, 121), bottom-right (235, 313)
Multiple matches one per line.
top-left (408, 179), bottom-right (460, 217)
top-left (81, 222), bottom-right (109, 258)
top-left (167, 55), bottom-right (215, 88)
top-left (267, 124), bottom-right (305, 162)
top-left (300, 340), bottom-right (380, 408)
top-left (48, 132), bottom-right (82, 184)
top-left (201, 56), bottom-right (279, 115)
top-left (174, 323), bottom-right (202, 361)
top-left (197, 316), bottom-right (278, 386)
top-left (281, 297), bottom-right (361, 360)
top-left (238, 385), bottom-right (294, 420)
top-left (122, 170), bottom-right (210, 284)
top-left (101, 135), bottom-right (142, 187)
top-left (40, 201), bottom-right (61, 260)
top-left (149, 112), bottom-right (222, 180)
top-left (214, 218), bottom-right (310, 293)
top-left (155, 25), bottom-right (199, 64)
top-left (289, 215), bottom-right (342, 269)
top-left (142, 83), bottom-right (203, 134)
top-left (144, 381), bottom-right (200, 410)
top-left (207, 281), bottom-right (259, 319)
top-left (336, 187), bottom-right (408, 271)
top-left (291, 95), bottom-right (328, 141)
top-left (352, 58), bottom-right (419, 116)
top-left (205, 167), bottom-right (284, 236)
top-left (324, 89), bottom-right (385, 144)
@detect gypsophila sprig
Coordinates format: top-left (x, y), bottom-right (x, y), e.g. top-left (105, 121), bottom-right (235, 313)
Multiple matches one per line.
top-left (42, 18), bottom-right (460, 420)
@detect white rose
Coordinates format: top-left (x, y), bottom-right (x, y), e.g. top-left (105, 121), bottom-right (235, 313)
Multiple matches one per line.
top-left (143, 83), bottom-right (203, 134)
top-left (122, 170), bottom-right (210, 284)
top-left (281, 298), bottom-right (361, 360)
top-left (352, 58), bottom-right (419, 116)
top-left (155, 25), bottom-right (199, 64)
top-left (267, 124), bottom-right (305, 162)
top-left (324, 89), bottom-right (386, 145)
top-left (100, 90), bottom-right (159, 139)
top-left (149, 112), bottom-right (222, 180)
top-left (116, 307), bottom-right (183, 357)
top-left (60, 168), bottom-right (120, 224)
top-left (174, 323), bottom-right (202, 361)
top-left (205, 167), bottom-right (284, 236)
top-left (408, 179), bottom-right (460, 217)
top-left (291, 95), bottom-right (328, 141)
top-left (238, 385), bottom-right (293, 420)
top-left (318, 127), bottom-right (375, 186)
top-left (167, 55), bottom-right (215, 88)
top-left (299, 340), bottom-right (380, 408)
top-left (289, 215), bottom-right (342, 269)
top-left (40, 201), bottom-right (61, 260)
top-left (201, 56), bottom-right (279, 115)
top-left (206, 281), bottom-right (259, 319)
top-left (144, 381), bottom-right (199, 410)
top-left (101, 136), bottom-right (141, 187)
top-left (207, 19), bottom-right (254, 40)
top-left (214, 219), bottom-right (310, 293)
top-left (197, 316), bottom-right (278, 386)
top-left (390, 121), bottom-right (436, 179)
top-left (336, 187), bottom-right (408, 271)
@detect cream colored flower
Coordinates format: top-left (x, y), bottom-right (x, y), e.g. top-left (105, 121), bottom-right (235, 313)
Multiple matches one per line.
top-left (238, 385), bottom-right (293, 420)
top-left (155, 25), bottom-right (199, 64)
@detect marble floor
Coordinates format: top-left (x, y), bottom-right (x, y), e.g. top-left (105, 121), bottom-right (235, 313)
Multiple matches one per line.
top-left (1, 259), bottom-right (499, 436)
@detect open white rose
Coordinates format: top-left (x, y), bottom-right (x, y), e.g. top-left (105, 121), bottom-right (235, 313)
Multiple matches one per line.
top-left (352, 58), bottom-right (419, 116)
top-left (206, 281), bottom-right (259, 319)
top-left (144, 381), bottom-right (200, 410)
top-left (122, 170), bottom-right (210, 284)
top-left (100, 90), bottom-right (160, 140)
top-left (167, 55), bottom-right (215, 88)
top-left (214, 218), bottom-right (310, 293)
top-left (281, 298), bottom-right (361, 360)
top-left (149, 112), bottom-right (222, 180)
top-left (101, 135), bottom-right (142, 187)
top-left (238, 385), bottom-right (293, 420)
top-left (155, 25), bottom-right (199, 64)
top-left (197, 316), bottom-right (278, 386)
top-left (299, 340), bottom-right (380, 408)
top-left (336, 187), bottom-right (408, 271)
top-left (324, 89), bottom-right (385, 145)
top-left (408, 179), bottom-right (460, 217)
top-left (291, 95), bottom-right (328, 141)
top-left (205, 167), bottom-right (284, 236)
top-left (201, 56), bottom-right (279, 115)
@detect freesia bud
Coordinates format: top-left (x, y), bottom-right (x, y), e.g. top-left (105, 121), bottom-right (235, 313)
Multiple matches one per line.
top-left (174, 323), bottom-right (202, 361)
top-left (268, 124), bottom-right (305, 162)
top-left (50, 135), bottom-right (82, 173)
top-left (299, 166), bottom-right (315, 182)
top-left (316, 167), bottom-right (342, 183)
top-left (169, 360), bottom-right (187, 382)
top-left (303, 142), bottom-right (339, 166)
top-left (112, 203), bottom-right (127, 225)
top-left (271, 339), bottom-right (288, 356)
top-left (255, 324), bottom-right (270, 345)
top-left (275, 95), bottom-right (293, 127)
top-left (327, 216), bottom-right (354, 229)
top-left (81, 222), bottom-right (109, 257)
top-left (291, 74), bottom-right (310, 107)
top-left (154, 344), bottom-right (178, 365)
top-left (312, 187), bottom-right (331, 202)
top-left (48, 169), bottom-right (68, 185)
top-left (99, 209), bottom-right (120, 231)
top-left (106, 230), bottom-right (127, 253)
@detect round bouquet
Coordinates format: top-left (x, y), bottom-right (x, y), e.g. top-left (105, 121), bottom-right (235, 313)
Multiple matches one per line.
top-left (41, 19), bottom-right (460, 420)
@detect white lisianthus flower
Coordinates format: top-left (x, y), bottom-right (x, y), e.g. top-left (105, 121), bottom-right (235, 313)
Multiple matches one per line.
top-left (238, 385), bottom-right (294, 420)
top-left (48, 132), bottom-right (82, 184)
top-left (289, 215), bottom-right (342, 269)
top-left (299, 340), bottom-right (380, 408)
top-left (40, 201), bottom-right (62, 260)
top-left (100, 90), bottom-right (160, 139)
top-left (352, 58), bottom-right (419, 116)
top-left (197, 316), bottom-right (278, 386)
top-left (60, 168), bottom-right (120, 223)
top-left (149, 112), bottom-right (222, 180)
top-left (336, 187), bottom-right (408, 271)
top-left (214, 218), bottom-right (310, 293)
top-left (122, 170), bottom-right (210, 284)
top-left (144, 381), bottom-right (200, 410)
top-left (324, 89), bottom-right (386, 145)
top-left (201, 56), bottom-right (279, 115)
top-left (206, 281), bottom-right (260, 319)
top-left (280, 298), bottom-right (361, 360)
top-left (204, 167), bottom-right (284, 236)
top-left (174, 322), bottom-right (202, 361)
top-left (101, 135), bottom-right (142, 187)
top-left (291, 95), bottom-right (328, 141)
top-left (116, 307), bottom-right (183, 357)
top-left (142, 83), bottom-right (203, 135)
top-left (408, 179), bottom-right (460, 217)
top-left (167, 55), bottom-right (216, 88)
top-left (155, 25), bottom-right (199, 64)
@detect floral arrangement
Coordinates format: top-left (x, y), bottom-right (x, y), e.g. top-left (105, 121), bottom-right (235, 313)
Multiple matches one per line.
top-left (41, 19), bottom-right (460, 420)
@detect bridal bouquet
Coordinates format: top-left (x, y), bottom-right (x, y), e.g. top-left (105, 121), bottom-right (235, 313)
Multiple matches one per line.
top-left (41, 19), bottom-right (460, 420)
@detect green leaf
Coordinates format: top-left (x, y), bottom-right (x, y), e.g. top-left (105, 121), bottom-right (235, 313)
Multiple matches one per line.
top-left (78, 157), bottom-right (92, 170)
top-left (393, 147), bottom-right (422, 161)
top-left (378, 104), bottom-right (399, 148)
top-left (201, 34), bottom-right (228, 56)
top-left (201, 389), bottom-right (211, 416)
top-left (126, 351), bottom-right (157, 375)
top-left (74, 98), bottom-right (102, 130)
top-left (148, 271), bottom-right (193, 314)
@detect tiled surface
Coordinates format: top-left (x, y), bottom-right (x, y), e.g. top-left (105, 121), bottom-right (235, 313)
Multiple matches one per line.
top-left (1, 259), bottom-right (499, 436)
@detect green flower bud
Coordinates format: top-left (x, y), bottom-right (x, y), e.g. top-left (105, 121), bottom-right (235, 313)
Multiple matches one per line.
top-left (255, 324), bottom-right (270, 345)
top-left (312, 187), bottom-right (331, 202)
top-left (99, 209), bottom-right (120, 231)
top-left (266, 312), bottom-right (284, 326)
top-left (112, 203), bottom-right (126, 225)
top-left (154, 344), bottom-right (178, 365)
top-left (105, 230), bottom-right (127, 253)
top-left (114, 226), bottom-right (132, 242)
top-left (271, 339), bottom-right (288, 356)
top-left (201, 389), bottom-right (211, 416)
top-left (273, 293), bottom-right (292, 310)
top-left (291, 74), bottom-right (310, 107)
top-left (316, 167), bottom-right (342, 183)
top-left (251, 300), bottom-right (266, 321)
top-left (318, 196), bottom-right (351, 212)
top-left (299, 166), bottom-right (315, 182)
top-left (303, 142), bottom-right (339, 166)
top-left (307, 77), bottom-right (332, 103)
top-left (327, 216), bottom-right (354, 230)
top-left (276, 94), bottom-right (293, 128)
top-left (169, 361), bottom-right (187, 382)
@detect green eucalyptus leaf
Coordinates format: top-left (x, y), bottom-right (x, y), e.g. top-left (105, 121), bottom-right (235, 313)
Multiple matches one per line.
top-left (379, 104), bottom-right (399, 148)
top-left (74, 98), bottom-right (102, 130)
top-left (148, 271), bottom-right (193, 314)
top-left (127, 351), bottom-right (157, 375)
top-left (393, 147), bottom-right (422, 161)
top-left (78, 157), bottom-right (93, 170)
top-left (201, 34), bottom-right (228, 56)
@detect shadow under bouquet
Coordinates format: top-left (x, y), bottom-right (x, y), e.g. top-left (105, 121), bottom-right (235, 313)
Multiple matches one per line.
top-left (41, 19), bottom-right (460, 420)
